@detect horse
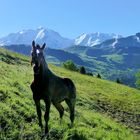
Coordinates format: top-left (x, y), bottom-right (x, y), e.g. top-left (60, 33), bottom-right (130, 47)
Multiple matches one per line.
top-left (30, 41), bottom-right (76, 136)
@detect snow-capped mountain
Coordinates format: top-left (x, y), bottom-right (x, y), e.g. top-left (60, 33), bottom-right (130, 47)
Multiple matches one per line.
top-left (0, 27), bottom-right (73, 48)
top-left (74, 32), bottom-right (122, 47)
top-left (93, 32), bottom-right (140, 48)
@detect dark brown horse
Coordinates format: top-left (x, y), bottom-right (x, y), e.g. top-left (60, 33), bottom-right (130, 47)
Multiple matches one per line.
top-left (30, 41), bottom-right (76, 136)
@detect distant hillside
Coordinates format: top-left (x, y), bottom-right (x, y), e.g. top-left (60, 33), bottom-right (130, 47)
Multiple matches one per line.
top-left (0, 48), bottom-right (140, 139)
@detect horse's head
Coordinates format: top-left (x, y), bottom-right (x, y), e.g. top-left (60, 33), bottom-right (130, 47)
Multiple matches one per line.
top-left (31, 41), bottom-right (46, 72)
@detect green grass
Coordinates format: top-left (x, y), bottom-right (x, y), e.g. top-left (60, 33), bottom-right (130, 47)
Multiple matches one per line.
top-left (0, 48), bottom-right (140, 140)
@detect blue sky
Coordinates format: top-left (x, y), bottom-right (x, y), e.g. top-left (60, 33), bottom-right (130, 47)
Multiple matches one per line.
top-left (0, 0), bottom-right (139, 38)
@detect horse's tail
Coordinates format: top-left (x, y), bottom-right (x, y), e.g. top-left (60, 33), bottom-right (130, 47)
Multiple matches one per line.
top-left (63, 78), bottom-right (76, 98)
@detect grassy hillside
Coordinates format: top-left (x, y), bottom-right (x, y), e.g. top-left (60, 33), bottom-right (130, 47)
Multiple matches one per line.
top-left (0, 48), bottom-right (140, 140)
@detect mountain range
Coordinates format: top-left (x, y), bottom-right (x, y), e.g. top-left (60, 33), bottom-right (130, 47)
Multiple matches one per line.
top-left (0, 27), bottom-right (140, 87)
top-left (0, 27), bottom-right (73, 48)
top-left (0, 27), bottom-right (121, 48)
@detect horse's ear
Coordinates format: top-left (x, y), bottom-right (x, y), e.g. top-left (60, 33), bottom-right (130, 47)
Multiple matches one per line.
top-left (41, 43), bottom-right (46, 50)
top-left (32, 40), bottom-right (35, 49)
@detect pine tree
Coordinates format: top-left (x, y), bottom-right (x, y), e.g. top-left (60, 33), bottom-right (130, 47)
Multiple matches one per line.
top-left (62, 60), bottom-right (77, 71)
top-left (97, 73), bottom-right (101, 79)
top-left (116, 78), bottom-right (121, 84)
top-left (79, 66), bottom-right (86, 74)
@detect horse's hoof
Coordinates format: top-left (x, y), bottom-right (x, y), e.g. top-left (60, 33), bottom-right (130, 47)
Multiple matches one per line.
top-left (68, 123), bottom-right (73, 128)
top-left (59, 119), bottom-right (63, 125)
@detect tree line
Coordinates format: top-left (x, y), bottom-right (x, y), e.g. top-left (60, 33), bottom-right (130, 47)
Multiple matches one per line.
top-left (62, 60), bottom-right (101, 78)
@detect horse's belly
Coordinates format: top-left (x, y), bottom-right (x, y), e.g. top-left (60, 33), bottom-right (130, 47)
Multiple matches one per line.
top-left (50, 88), bottom-right (68, 102)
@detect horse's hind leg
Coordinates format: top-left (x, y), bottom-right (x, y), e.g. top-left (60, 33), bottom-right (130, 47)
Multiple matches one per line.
top-left (53, 102), bottom-right (64, 123)
top-left (34, 99), bottom-right (43, 129)
top-left (65, 98), bottom-right (76, 126)
top-left (44, 99), bottom-right (51, 135)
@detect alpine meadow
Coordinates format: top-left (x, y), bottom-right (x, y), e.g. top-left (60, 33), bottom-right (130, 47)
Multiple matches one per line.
top-left (0, 48), bottom-right (140, 140)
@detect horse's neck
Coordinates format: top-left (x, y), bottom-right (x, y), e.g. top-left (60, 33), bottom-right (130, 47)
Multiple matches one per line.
top-left (39, 57), bottom-right (51, 78)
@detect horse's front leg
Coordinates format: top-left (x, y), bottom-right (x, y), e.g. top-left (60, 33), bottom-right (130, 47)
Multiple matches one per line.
top-left (44, 99), bottom-right (51, 135)
top-left (34, 99), bottom-right (43, 129)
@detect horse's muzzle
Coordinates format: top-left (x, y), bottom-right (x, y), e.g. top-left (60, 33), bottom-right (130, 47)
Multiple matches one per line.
top-left (33, 64), bottom-right (40, 74)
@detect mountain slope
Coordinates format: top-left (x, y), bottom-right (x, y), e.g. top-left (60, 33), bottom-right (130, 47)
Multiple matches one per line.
top-left (0, 48), bottom-right (140, 139)
top-left (75, 32), bottom-right (121, 46)
top-left (0, 27), bottom-right (73, 48)
top-left (92, 32), bottom-right (140, 48)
